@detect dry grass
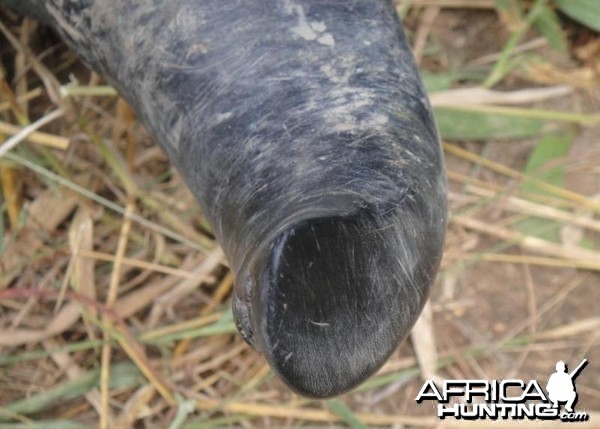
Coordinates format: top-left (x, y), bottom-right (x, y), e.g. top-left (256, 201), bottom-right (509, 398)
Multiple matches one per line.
top-left (1, 1), bottom-right (599, 428)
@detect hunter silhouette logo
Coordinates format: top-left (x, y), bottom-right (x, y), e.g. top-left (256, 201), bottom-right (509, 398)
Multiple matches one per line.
top-left (415, 358), bottom-right (589, 422)
top-left (546, 359), bottom-right (588, 413)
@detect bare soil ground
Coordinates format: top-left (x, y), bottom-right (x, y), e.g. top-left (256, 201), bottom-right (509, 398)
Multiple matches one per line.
top-left (0, 1), bottom-right (599, 428)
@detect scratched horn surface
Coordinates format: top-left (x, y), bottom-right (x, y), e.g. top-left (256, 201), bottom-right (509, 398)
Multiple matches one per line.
top-left (2, 0), bottom-right (447, 397)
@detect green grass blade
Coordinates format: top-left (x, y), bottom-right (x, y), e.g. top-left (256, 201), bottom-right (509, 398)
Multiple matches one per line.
top-left (145, 310), bottom-right (236, 344)
top-left (421, 72), bottom-right (456, 93)
top-left (327, 399), bottom-right (368, 429)
top-left (0, 339), bottom-right (103, 366)
top-left (522, 130), bottom-right (573, 195)
top-left (434, 107), bottom-right (551, 140)
top-left (485, 0), bottom-right (548, 87)
top-left (516, 130), bottom-right (574, 241)
top-left (1, 363), bottom-right (142, 420)
top-left (0, 421), bottom-right (92, 429)
top-left (534, 3), bottom-right (568, 52)
top-left (555, 0), bottom-right (600, 32)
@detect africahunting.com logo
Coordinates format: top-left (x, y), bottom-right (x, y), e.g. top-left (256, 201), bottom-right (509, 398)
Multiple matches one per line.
top-left (416, 359), bottom-right (589, 422)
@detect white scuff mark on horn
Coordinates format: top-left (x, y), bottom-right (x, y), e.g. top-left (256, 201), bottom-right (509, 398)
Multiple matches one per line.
top-left (288, 4), bottom-right (335, 46)
top-left (317, 33), bottom-right (335, 47)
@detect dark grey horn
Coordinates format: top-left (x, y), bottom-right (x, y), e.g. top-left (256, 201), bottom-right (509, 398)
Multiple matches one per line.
top-left (1, 0), bottom-right (447, 397)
